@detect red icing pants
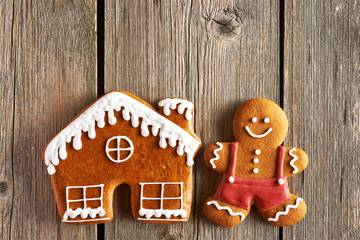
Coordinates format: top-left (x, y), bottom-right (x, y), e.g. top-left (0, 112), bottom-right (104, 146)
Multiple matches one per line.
top-left (215, 143), bottom-right (290, 212)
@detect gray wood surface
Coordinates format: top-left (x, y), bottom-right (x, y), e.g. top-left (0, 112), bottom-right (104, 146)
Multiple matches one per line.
top-left (104, 0), bottom-right (280, 239)
top-left (0, 1), bottom-right (15, 239)
top-left (283, 0), bottom-right (360, 239)
top-left (1, 0), bottom-right (359, 239)
top-left (0, 0), bottom-right (98, 239)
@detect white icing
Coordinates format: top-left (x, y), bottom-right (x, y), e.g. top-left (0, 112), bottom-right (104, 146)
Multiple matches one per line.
top-left (63, 207), bottom-right (106, 220)
top-left (268, 198), bottom-right (304, 222)
top-left (105, 136), bottom-right (134, 163)
top-left (63, 184), bottom-right (105, 221)
top-left (137, 218), bottom-right (187, 222)
top-left (252, 168), bottom-right (259, 174)
top-left (138, 209), bottom-right (187, 219)
top-left (228, 176), bottom-right (235, 183)
top-left (251, 117), bottom-right (257, 123)
top-left (289, 148), bottom-right (299, 173)
top-left (278, 178), bottom-right (284, 185)
top-left (63, 217), bottom-right (110, 223)
top-left (207, 201), bottom-right (245, 220)
top-left (253, 158), bottom-right (259, 163)
top-left (44, 92), bottom-right (200, 175)
top-left (264, 117), bottom-right (270, 123)
top-left (158, 98), bottom-right (194, 120)
top-left (139, 182), bottom-right (186, 219)
top-left (245, 126), bottom-right (273, 138)
top-left (255, 149), bottom-right (261, 155)
top-left (209, 142), bottom-right (223, 169)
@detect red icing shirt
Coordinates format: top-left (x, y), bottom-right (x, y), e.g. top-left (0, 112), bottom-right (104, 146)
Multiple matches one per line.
top-left (215, 143), bottom-right (290, 212)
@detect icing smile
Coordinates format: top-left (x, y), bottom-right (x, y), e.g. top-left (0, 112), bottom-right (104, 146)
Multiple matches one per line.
top-left (245, 126), bottom-right (272, 138)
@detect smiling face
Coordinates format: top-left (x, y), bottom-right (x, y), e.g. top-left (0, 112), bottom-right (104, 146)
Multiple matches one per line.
top-left (233, 98), bottom-right (288, 146)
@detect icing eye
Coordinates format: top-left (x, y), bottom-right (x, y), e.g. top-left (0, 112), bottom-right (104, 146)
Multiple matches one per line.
top-left (264, 117), bottom-right (270, 123)
top-left (251, 117), bottom-right (257, 123)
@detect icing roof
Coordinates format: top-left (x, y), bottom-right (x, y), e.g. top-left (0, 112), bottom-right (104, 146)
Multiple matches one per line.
top-left (44, 91), bottom-right (201, 175)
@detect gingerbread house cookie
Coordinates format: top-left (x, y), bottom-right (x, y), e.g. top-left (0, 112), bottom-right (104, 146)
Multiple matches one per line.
top-left (43, 91), bottom-right (201, 224)
top-left (203, 98), bottom-right (308, 227)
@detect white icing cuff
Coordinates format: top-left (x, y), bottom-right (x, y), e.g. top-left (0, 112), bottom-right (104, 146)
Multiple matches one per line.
top-left (209, 142), bottom-right (223, 169)
top-left (289, 148), bottom-right (299, 173)
top-left (207, 201), bottom-right (244, 220)
top-left (268, 198), bottom-right (304, 222)
top-left (138, 209), bottom-right (187, 219)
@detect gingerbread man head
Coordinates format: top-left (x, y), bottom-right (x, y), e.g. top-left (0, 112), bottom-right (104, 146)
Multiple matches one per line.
top-left (233, 98), bottom-right (288, 147)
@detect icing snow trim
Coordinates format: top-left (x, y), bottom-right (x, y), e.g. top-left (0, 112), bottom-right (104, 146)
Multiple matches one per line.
top-left (158, 98), bottom-right (194, 120)
top-left (44, 91), bottom-right (200, 175)
top-left (62, 207), bottom-right (106, 221)
top-left (138, 209), bottom-right (187, 219)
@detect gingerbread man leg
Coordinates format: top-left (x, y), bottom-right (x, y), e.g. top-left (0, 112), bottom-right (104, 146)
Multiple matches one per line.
top-left (203, 195), bottom-right (251, 227)
top-left (259, 193), bottom-right (307, 227)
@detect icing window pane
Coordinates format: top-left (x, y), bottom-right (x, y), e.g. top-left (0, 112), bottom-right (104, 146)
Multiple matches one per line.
top-left (63, 184), bottom-right (106, 221)
top-left (138, 182), bottom-right (187, 219)
top-left (105, 136), bottom-right (134, 163)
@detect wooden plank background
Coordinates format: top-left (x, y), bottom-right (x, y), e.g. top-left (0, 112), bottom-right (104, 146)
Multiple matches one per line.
top-left (0, 0), bottom-right (359, 239)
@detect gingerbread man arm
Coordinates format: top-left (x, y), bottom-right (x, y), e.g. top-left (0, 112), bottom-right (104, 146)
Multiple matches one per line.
top-left (204, 142), bottom-right (232, 174)
top-left (283, 147), bottom-right (308, 177)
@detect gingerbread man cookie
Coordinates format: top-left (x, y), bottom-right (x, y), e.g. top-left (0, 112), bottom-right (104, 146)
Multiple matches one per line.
top-left (203, 98), bottom-right (308, 227)
top-left (43, 91), bottom-right (201, 224)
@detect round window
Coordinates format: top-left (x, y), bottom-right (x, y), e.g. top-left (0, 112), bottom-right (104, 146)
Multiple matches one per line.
top-left (105, 136), bottom-right (134, 163)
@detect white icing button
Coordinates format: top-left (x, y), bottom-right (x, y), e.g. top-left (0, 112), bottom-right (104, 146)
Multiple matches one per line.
top-left (253, 158), bottom-right (259, 163)
top-left (255, 149), bottom-right (261, 155)
top-left (264, 117), bottom-right (270, 123)
top-left (278, 179), bottom-right (284, 185)
top-left (228, 176), bottom-right (235, 183)
top-left (251, 117), bottom-right (257, 123)
top-left (252, 168), bottom-right (259, 174)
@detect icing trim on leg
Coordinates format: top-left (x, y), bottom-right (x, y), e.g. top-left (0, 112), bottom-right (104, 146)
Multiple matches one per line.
top-left (207, 200), bottom-right (245, 221)
top-left (268, 198), bottom-right (303, 222)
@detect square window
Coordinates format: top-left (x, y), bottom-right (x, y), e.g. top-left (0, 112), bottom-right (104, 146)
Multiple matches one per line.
top-left (86, 199), bottom-right (102, 209)
top-left (163, 184), bottom-right (182, 198)
top-left (163, 199), bottom-right (181, 210)
top-left (142, 184), bottom-right (162, 198)
top-left (142, 200), bottom-right (161, 210)
top-left (68, 187), bottom-right (83, 200)
top-left (86, 186), bottom-right (102, 199)
top-left (69, 200), bottom-right (84, 210)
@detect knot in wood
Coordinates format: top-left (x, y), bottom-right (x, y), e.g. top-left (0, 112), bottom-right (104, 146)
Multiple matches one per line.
top-left (207, 9), bottom-right (242, 41)
top-left (0, 181), bottom-right (9, 195)
top-left (160, 231), bottom-right (182, 240)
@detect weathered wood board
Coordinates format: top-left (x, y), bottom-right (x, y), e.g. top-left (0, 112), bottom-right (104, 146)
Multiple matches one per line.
top-left (0, 1), bottom-right (15, 239)
top-left (284, 0), bottom-right (360, 239)
top-left (104, 0), bottom-right (280, 239)
top-left (0, 0), bottom-right (98, 239)
top-left (1, 0), bottom-right (359, 239)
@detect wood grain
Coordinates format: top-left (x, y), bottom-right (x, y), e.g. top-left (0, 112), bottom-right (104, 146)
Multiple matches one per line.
top-left (2, 0), bottom-right (358, 238)
top-left (284, 0), bottom-right (360, 239)
top-left (104, 0), bottom-right (280, 239)
top-left (1, 0), bottom-right (97, 239)
top-left (0, 1), bottom-right (15, 239)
